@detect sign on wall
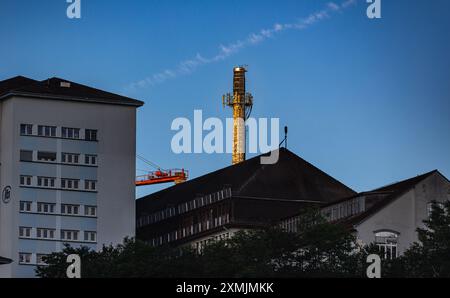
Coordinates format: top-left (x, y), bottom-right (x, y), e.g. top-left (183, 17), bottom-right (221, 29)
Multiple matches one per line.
top-left (2, 186), bottom-right (12, 204)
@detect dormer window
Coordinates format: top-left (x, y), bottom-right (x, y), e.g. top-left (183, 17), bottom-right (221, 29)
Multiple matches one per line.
top-left (60, 81), bottom-right (71, 88)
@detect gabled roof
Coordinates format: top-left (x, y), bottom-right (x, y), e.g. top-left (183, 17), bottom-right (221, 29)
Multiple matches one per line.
top-left (0, 76), bottom-right (37, 97)
top-left (0, 76), bottom-right (144, 107)
top-left (136, 148), bottom-right (356, 214)
top-left (340, 170), bottom-right (440, 226)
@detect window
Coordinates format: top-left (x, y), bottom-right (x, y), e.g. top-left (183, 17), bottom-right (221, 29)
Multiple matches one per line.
top-left (37, 125), bottom-right (56, 137)
top-left (84, 231), bottom-right (97, 242)
top-left (61, 230), bottom-right (79, 241)
top-left (36, 254), bottom-right (48, 265)
top-left (84, 180), bottom-right (97, 191)
top-left (85, 206), bottom-right (97, 217)
top-left (375, 231), bottom-right (399, 260)
top-left (20, 201), bottom-right (32, 212)
top-left (36, 228), bottom-right (55, 239)
top-left (85, 154), bottom-right (97, 165)
top-left (37, 177), bottom-right (55, 188)
top-left (19, 227), bottom-right (32, 238)
top-left (20, 124), bottom-right (33, 135)
top-left (20, 175), bottom-right (32, 186)
top-left (85, 129), bottom-right (98, 141)
top-left (20, 150), bottom-right (33, 162)
top-left (62, 153), bottom-right (80, 164)
top-left (19, 253), bottom-right (32, 264)
top-left (61, 127), bottom-right (80, 139)
top-left (61, 204), bottom-right (80, 215)
top-left (37, 202), bottom-right (55, 214)
top-left (37, 151), bottom-right (57, 162)
top-left (61, 178), bottom-right (79, 190)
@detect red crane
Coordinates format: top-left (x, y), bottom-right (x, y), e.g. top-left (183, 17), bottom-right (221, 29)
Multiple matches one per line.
top-left (135, 155), bottom-right (188, 186)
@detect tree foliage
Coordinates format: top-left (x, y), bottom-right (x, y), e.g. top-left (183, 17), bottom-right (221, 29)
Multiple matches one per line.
top-left (36, 203), bottom-right (450, 278)
top-left (382, 201), bottom-right (450, 277)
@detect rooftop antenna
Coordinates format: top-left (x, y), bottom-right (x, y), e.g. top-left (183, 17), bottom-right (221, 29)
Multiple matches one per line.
top-left (279, 126), bottom-right (288, 149)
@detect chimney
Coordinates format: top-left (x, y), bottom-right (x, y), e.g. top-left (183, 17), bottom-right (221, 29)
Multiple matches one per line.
top-left (222, 66), bottom-right (254, 165)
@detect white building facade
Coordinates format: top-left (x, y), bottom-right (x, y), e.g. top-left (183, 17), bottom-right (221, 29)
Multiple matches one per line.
top-left (0, 76), bottom-right (143, 277)
top-left (280, 170), bottom-right (450, 259)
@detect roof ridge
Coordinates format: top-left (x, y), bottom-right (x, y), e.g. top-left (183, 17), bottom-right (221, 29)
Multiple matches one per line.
top-left (137, 150), bottom-right (271, 200)
top-left (137, 148), bottom-right (356, 213)
top-left (371, 169), bottom-right (437, 192)
top-left (283, 149), bottom-right (356, 194)
top-left (1, 75), bottom-right (144, 107)
top-left (41, 77), bottom-right (139, 101)
top-left (344, 170), bottom-right (439, 226)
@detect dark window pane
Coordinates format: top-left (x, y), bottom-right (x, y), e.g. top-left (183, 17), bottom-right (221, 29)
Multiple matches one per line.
top-left (20, 150), bottom-right (33, 161)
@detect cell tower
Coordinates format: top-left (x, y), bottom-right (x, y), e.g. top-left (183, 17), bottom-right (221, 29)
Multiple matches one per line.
top-left (222, 66), bottom-right (253, 165)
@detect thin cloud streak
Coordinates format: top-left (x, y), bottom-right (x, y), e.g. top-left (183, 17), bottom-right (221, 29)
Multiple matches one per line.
top-left (127, 0), bottom-right (357, 90)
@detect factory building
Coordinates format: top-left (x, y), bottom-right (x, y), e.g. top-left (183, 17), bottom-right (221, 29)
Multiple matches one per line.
top-left (0, 76), bottom-right (143, 277)
top-left (137, 148), bottom-right (450, 258)
top-left (136, 148), bottom-right (356, 250)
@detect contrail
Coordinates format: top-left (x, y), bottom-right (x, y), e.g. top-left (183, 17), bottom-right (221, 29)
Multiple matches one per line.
top-left (127, 0), bottom-right (357, 90)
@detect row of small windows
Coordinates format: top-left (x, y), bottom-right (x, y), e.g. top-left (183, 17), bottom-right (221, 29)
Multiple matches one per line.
top-left (137, 187), bottom-right (232, 228)
top-left (280, 198), bottom-right (366, 233)
top-left (149, 212), bottom-right (230, 247)
top-left (20, 150), bottom-right (97, 166)
top-left (19, 227), bottom-right (96, 242)
top-left (20, 175), bottom-right (97, 191)
top-left (20, 201), bottom-right (97, 217)
top-left (194, 232), bottom-right (233, 253)
top-left (322, 197), bottom-right (365, 222)
top-left (20, 124), bottom-right (98, 141)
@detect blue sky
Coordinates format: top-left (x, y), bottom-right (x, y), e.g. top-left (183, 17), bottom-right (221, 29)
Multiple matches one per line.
top-left (1, 0), bottom-right (449, 198)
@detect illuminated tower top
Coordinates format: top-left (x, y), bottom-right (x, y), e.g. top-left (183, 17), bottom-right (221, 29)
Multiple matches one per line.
top-left (222, 66), bottom-right (253, 165)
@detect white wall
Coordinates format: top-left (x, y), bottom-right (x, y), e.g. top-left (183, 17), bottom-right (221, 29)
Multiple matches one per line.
top-left (0, 95), bottom-right (138, 277)
top-left (0, 98), bottom-right (18, 277)
top-left (356, 172), bottom-right (450, 255)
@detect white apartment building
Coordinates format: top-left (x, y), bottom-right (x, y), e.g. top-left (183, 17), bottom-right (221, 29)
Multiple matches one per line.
top-left (0, 76), bottom-right (143, 277)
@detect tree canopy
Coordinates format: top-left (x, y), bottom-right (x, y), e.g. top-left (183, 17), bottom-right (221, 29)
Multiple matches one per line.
top-left (36, 203), bottom-right (450, 278)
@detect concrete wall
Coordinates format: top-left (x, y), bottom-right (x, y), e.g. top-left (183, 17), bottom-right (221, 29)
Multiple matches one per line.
top-left (0, 98), bottom-right (17, 277)
top-left (356, 172), bottom-right (450, 255)
top-left (0, 95), bottom-right (137, 277)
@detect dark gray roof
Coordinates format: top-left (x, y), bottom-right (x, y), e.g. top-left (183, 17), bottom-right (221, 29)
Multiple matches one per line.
top-left (0, 76), bottom-right (38, 97)
top-left (333, 170), bottom-right (441, 227)
top-left (137, 148), bottom-right (356, 214)
top-left (0, 76), bottom-right (143, 107)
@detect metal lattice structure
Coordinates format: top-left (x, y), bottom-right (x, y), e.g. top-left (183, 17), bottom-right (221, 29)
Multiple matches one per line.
top-left (222, 66), bottom-right (253, 165)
